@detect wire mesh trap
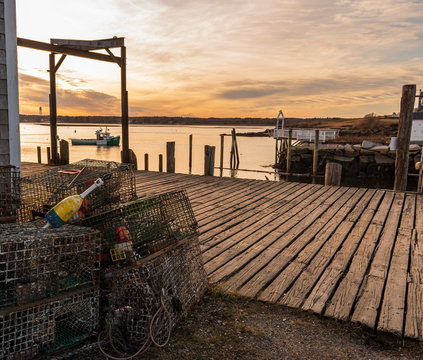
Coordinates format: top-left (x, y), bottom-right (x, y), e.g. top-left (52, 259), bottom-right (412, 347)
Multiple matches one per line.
top-left (79, 190), bottom-right (198, 264)
top-left (0, 223), bottom-right (100, 310)
top-left (0, 165), bottom-right (20, 223)
top-left (18, 159), bottom-right (136, 223)
top-left (98, 235), bottom-right (208, 358)
top-left (0, 287), bottom-right (99, 360)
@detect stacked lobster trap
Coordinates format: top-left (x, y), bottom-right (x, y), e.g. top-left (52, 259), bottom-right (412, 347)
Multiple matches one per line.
top-left (0, 165), bottom-right (21, 223)
top-left (79, 190), bottom-right (208, 358)
top-left (0, 223), bottom-right (101, 359)
top-left (0, 159), bottom-right (208, 358)
top-left (18, 159), bottom-right (136, 223)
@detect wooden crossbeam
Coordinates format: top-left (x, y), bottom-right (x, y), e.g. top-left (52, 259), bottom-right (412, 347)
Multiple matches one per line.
top-left (51, 37), bottom-right (124, 50)
top-left (17, 37), bottom-right (121, 64)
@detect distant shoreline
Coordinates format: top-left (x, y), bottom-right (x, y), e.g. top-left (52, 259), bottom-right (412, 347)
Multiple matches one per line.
top-left (19, 114), bottom-right (335, 127)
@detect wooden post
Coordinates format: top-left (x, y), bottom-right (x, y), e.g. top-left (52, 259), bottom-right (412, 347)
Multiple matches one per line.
top-left (417, 151), bottom-right (423, 193)
top-left (47, 147), bottom-right (51, 164)
top-left (166, 141), bottom-right (175, 173)
top-left (325, 162), bottom-right (342, 186)
top-left (122, 149), bottom-right (137, 169)
top-left (49, 53), bottom-right (59, 164)
top-left (159, 154), bottom-right (163, 172)
top-left (234, 128), bottom-right (239, 168)
top-left (230, 130), bottom-right (234, 169)
top-left (230, 128), bottom-right (239, 169)
top-left (313, 129), bottom-right (319, 176)
top-left (121, 45), bottom-right (130, 163)
top-left (37, 146), bottom-right (41, 164)
top-left (394, 84), bottom-right (416, 191)
top-left (220, 134), bottom-right (224, 176)
top-left (144, 153), bottom-right (149, 171)
top-left (59, 140), bottom-right (69, 165)
top-left (204, 145), bottom-right (215, 176)
top-left (286, 129), bottom-right (292, 173)
top-left (189, 134), bottom-right (193, 174)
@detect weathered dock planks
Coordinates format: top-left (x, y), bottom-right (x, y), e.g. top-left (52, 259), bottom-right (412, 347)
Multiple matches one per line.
top-left (20, 163), bottom-right (423, 340)
top-left (132, 170), bottom-right (423, 340)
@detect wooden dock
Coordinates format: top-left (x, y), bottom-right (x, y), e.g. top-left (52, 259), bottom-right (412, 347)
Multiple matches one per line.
top-left (134, 170), bottom-right (423, 340)
top-left (18, 163), bottom-right (423, 340)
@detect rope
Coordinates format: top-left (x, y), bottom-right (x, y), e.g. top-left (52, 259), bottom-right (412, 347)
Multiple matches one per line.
top-left (97, 288), bottom-right (172, 359)
top-left (149, 288), bottom-right (172, 347)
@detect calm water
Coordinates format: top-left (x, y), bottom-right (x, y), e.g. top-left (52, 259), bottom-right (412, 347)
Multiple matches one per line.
top-left (20, 123), bottom-right (277, 180)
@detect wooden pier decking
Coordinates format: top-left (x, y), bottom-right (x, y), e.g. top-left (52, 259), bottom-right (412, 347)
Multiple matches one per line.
top-left (133, 170), bottom-right (423, 340)
top-left (18, 163), bottom-right (423, 340)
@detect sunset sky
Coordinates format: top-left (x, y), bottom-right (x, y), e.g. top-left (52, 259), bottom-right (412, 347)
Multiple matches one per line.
top-left (16, 0), bottom-right (423, 118)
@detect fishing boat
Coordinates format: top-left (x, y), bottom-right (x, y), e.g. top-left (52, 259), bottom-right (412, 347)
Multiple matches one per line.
top-left (71, 128), bottom-right (120, 146)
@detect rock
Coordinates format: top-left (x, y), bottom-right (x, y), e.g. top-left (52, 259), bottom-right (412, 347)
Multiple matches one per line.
top-left (410, 144), bottom-right (421, 152)
top-left (374, 153), bottom-right (395, 164)
top-left (333, 155), bottom-right (355, 163)
top-left (344, 144), bottom-right (356, 153)
top-left (319, 144), bottom-right (344, 151)
top-left (352, 144), bottom-right (362, 151)
top-left (371, 145), bottom-right (389, 154)
top-left (360, 155), bottom-right (374, 163)
top-left (359, 148), bottom-right (375, 154)
top-left (362, 140), bottom-right (377, 149)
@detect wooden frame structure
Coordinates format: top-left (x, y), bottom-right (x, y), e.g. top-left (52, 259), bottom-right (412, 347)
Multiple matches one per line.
top-left (17, 37), bottom-right (130, 164)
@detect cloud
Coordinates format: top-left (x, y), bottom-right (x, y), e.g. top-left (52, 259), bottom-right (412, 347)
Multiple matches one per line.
top-left (16, 0), bottom-right (423, 117)
top-left (19, 72), bottom-right (121, 115)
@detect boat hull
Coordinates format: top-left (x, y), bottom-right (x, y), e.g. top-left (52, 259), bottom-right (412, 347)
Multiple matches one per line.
top-left (71, 136), bottom-right (120, 146)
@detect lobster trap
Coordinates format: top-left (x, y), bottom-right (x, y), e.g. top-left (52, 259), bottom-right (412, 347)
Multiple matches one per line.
top-left (79, 190), bottom-right (197, 264)
top-left (0, 165), bottom-right (20, 223)
top-left (0, 287), bottom-right (99, 360)
top-left (0, 223), bottom-right (100, 310)
top-left (98, 235), bottom-right (208, 358)
top-left (18, 159), bottom-right (136, 223)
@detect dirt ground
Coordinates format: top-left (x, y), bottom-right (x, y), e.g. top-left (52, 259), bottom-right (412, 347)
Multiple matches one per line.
top-left (142, 288), bottom-right (423, 360)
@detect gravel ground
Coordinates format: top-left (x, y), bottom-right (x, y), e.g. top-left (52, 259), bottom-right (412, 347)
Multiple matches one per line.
top-left (145, 289), bottom-right (423, 360)
top-left (62, 288), bottom-right (423, 360)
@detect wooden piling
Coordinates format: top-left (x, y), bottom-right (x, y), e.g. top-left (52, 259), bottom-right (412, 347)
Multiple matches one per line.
top-left (59, 140), bottom-right (69, 165)
top-left (129, 149), bottom-right (138, 170)
top-left (204, 145), bottom-right (215, 176)
top-left (37, 146), bottom-right (41, 164)
top-left (47, 147), bottom-right (51, 164)
top-left (189, 134), bottom-right (193, 174)
top-left (313, 130), bottom-right (319, 176)
top-left (166, 142), bottom-right (175, 173)
top-left (220, 134), bottom-right (224, 176)
top-left (121, 149), bottom-right (138, 170)
top-left (159, 154), bottom-right (163, 172)
top-left (144, 153), bottom-right (149, 171)
top-left (394, 84), bottom-right (416, 191)
top-left (230, 128), bottom-right (239, 169)
top-left (417, 151), bottom-right (423, 192)
top-left (286, 129), bottom-right (292, 173)
top-left (325, 162), bottom-right (342, 186)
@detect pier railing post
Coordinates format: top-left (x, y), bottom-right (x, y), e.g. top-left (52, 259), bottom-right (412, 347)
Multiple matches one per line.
top-left (166, 141), bottom-right (175, 173)
top-left (204, 145), bottom-right (215, 176)
top-left (394, 84), bottom-right (416, 191)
